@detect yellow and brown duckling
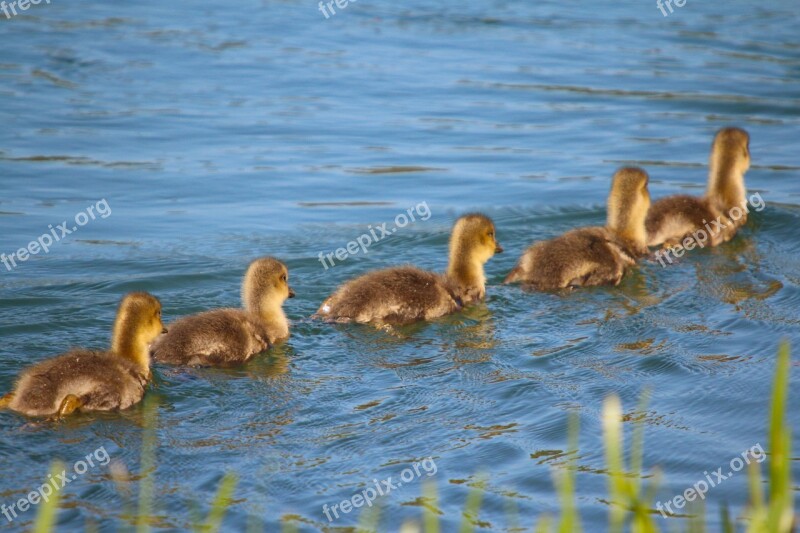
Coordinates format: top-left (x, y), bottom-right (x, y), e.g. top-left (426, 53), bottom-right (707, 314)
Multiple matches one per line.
top-left (0, 292), bottom-right (165, 418)
top-left (315, 213), bottom-right (502, 325)
top-left (504, 167), bottom-right (651, 289)
top-left (151, 257), bottom-right (294, 367)
top-left (646, 127), bottom-right (751, 248)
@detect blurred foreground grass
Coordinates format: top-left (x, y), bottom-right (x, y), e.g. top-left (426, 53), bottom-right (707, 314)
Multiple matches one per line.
top-left (33, 343), bottom-right (794, 532)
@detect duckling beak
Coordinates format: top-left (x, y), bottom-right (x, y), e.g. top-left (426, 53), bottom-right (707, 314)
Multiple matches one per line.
top-left (288, 287), bottom-right (296, 298)
top-left (495, 243), bottom-right (504, 254)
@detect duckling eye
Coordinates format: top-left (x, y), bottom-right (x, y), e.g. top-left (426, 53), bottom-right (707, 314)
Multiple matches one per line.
top-left (488, 232), bottom-right (494, 238)
top-left (281, 274), bottom-right (287, 282)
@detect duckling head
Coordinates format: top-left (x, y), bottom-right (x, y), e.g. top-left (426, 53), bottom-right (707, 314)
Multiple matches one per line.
top-left (708, 127), bottom-right (750, 210)
top-left (111, 292), bottom-right (166, 372)
top-left (606, 167), bottom-right (651, 251)
top-left (446, 213), bottom-right (503, 290)
top-left (242, 257), bottom-right (294, 322)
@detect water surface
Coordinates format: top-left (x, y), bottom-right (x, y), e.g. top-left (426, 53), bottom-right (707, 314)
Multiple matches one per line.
top-left (1, 0), bottom-right (799, 530)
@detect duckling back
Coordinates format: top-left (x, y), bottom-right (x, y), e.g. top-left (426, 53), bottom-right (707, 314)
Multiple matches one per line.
top-left (504, 227), bottom-right (635, 289)
top-left (7, 349), bottom-right (148, 417)
top-left (646, 195), bottom-right (725, 248)
top-left (316, 266), bottom-right (459, 324)
top-left (151, 309), bottom-right (271, 367)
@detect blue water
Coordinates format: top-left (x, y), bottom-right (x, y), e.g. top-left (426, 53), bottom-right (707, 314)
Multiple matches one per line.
top-left (1, 0), bottom-right (799, 531)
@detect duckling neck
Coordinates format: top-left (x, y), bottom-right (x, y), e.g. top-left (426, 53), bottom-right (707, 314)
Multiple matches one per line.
top-left (446, 255), bottom-right (486, 301)
top-left (111, 330), bottom-right (150, 375)
top-left (255, 301), bottom-right (289, 339)
top-left (707, 165), bottom-right (746, 212)
top-left (608, 215), bottom-right (648, 256)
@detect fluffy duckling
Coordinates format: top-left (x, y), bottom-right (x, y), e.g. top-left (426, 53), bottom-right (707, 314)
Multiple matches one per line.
top-left (646, 127), bottom-right (751, 248)
top-left (0, 292), bottom-right (165, 418)
top-left (151, 257), bottom-right (294, 367)
top-left (504, 167), bottom-right (651, 289)
top-left (315, 213), bottom-right (502, 324)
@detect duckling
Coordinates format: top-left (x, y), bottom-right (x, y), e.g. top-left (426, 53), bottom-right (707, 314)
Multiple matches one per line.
top-left (1, 292), bottom-right (165, 418)
top-left (151, 257), bottom-right (294, 367)
top-left (315, 213), bottom-right (502, 325)
top-left (646, 127), bottom-right (751, 248)
top-left (504, 167), bottom-right (651, 289)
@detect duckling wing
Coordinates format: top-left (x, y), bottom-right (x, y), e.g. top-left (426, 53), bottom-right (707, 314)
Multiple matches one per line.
top-left (151, 309), bottom-right (270, 367)
top-left (646, 195), bottom-right (722, 247)
top-left (316, 266), bottom-right (459, 324)
top-left (8, 350), bottom-right (147, 417)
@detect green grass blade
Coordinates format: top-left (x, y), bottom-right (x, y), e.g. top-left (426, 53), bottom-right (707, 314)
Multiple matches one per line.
top-left (136, 397), bottom-right (159, 533)
top-left (767, 342), bottom-right (794, 532)
top-left (422, 480), bottom-right (440, 533)
top-left (33, 461), bottom-right (65, 533)
top-left (769, 342), bottom-right (790, 500)
top-left (280, 518), bottom-right (298, 533)
top-left (534, 514), bottom-right (553, 533)
top-left (504, 497), bottom-right (520, 533)
top-left (459, 475), bottom-right (485, 533)
top-left (631, 390), bottom-right (651, 492)
top-left (557, 412), bottom-right (581, 533)
top-left (720, 502), bottom-right (734, 533)
top-left (602, 395), bottom-right (626, 533)
top-left (356, 497), bottom-right (381, 532)
top-left (747, 460), bottom-right (764, 512)
top-left (200, 473), bottom-right (237, 533)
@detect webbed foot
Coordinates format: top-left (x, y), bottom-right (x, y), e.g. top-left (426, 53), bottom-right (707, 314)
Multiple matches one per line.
top-left (57, 394), bottom-right (83, 417)
top-left (0, 393), bottom-right (13, 409)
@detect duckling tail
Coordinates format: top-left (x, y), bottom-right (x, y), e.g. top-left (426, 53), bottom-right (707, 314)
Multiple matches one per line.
top-left (503, 266), bottom-right (523, 284)
top-left (0, 393), bottom-right (13, 409)
top-left (312, 301), bottom-right (333, 321)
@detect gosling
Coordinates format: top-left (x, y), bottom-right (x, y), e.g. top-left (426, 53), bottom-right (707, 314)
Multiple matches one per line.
top-left (315, 213), bottom-right (503, 324)
top-left (505, 167), bottom-right (651, 289)
top-left (151, 257), bottom-right (294, 367)
top-left (646, 127), bottom-right (751, 248)
top-left (0, 292), bottom-right (165, 418)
